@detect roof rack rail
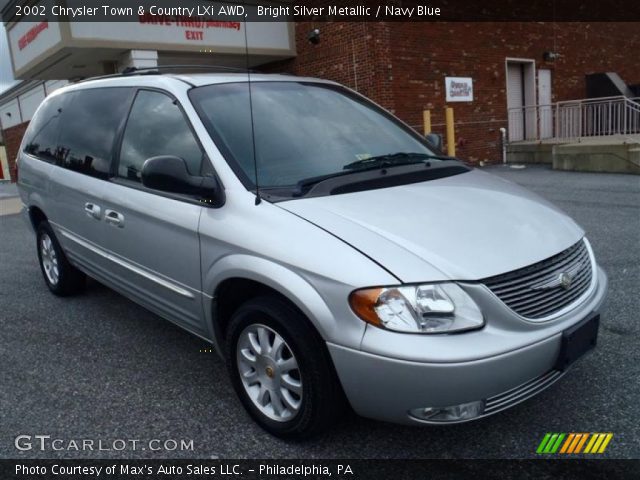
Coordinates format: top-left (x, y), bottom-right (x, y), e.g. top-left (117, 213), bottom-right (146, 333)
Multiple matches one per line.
top-left (73, 64), bottom-right (258, 84)
top-left (121, 65), bottom-right (256, 74)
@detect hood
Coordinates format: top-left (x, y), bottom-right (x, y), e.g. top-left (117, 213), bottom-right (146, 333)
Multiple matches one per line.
top-left (279, 169), bottom-right (584, 282)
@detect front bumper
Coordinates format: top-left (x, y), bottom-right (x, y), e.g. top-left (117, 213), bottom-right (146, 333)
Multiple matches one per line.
top-left (328, 266), bottom-right (608, 425)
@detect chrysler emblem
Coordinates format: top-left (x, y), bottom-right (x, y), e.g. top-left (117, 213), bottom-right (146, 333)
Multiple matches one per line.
top-left (558, 272), bottom-right (572, 290)
top-left (530, 261), bottom-right (585, 291)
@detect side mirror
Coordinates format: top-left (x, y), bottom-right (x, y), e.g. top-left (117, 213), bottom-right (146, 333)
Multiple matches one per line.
top-left (425, 132), bottom-right (443, 152)
top-left (141, 155), bottom-right (224, 207)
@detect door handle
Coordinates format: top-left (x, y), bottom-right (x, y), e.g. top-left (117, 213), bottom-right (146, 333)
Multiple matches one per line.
top-left (84, 202), bottom-right (101, 219)
top-left (105, 209), bottom-right (125, 228)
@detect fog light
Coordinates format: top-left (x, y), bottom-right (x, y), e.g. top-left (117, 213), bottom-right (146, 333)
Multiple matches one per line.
top-left (409, 400), bottom-right (485, 422)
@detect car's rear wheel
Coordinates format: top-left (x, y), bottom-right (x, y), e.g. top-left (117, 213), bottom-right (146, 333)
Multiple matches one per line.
top-left (36, 221), bottom-right (86, 296)
top-left (225, 295), bottom-right (345, 438)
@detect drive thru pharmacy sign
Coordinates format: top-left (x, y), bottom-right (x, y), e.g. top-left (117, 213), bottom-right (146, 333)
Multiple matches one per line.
top-left (445, 77), bottom-right (473, 102)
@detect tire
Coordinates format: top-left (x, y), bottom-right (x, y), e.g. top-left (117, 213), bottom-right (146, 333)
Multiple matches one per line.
top-left (225, 295), bottom-right (346, 439)
top-left (36, 221), bottom-right (86, 296)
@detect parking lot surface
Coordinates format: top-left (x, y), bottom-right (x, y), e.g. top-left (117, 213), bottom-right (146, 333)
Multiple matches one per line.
top-left (1, 165), bottom-right (638, 459)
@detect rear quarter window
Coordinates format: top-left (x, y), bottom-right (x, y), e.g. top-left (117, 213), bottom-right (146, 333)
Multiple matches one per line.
top-left (23, 94), bottom-right (66, 163)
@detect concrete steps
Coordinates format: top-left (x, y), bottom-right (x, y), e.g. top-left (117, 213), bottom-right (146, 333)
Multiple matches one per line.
top-left (507, 135), bottom-right (640, 174)
top-left (630, 148), bottom-right (640, 167)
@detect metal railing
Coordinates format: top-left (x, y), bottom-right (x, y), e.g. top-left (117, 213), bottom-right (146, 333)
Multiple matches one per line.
top-left (508, 96), bottom-right (640, 142)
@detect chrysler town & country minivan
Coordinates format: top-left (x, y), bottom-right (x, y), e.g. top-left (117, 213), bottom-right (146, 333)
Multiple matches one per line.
top-left (17, 71), bottom-right (607, 438)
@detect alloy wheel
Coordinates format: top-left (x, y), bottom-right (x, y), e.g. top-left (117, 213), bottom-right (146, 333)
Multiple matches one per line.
top-left (236, 324), bottom-right (303, 422)
top-left (40, 233), bottom-right (59, 285)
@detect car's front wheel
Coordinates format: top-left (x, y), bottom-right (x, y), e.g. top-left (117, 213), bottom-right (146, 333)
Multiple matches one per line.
top-left (36, 221), bottom-right (86, 296)
top-left (225, 295), bottom-right (345, 438)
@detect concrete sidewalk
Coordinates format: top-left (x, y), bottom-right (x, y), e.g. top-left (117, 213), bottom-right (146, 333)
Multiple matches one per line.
top-left (0, 181), bottom-right (18, 199)
top-left (0, 182), bottom-right (21, 216)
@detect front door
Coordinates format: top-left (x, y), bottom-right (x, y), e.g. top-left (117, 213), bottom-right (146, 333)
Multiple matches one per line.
top-left (101, 89), bottom-right (207, 336)
top-left (507, 63), bottom-right (525, 141)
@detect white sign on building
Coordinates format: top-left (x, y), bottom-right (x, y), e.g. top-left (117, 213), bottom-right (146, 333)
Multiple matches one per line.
top-left (6, 1), bottom-right (295, 79)
top-left (7, 20), bottom-right (63, 73)
top-left (445, 77), bottom-right (473, 102)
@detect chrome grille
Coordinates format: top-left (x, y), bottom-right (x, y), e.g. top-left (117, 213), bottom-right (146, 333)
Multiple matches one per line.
top-left (483, 240), bottom-right (593, 319)
top-left (484, 370), bottom-right (564, 415)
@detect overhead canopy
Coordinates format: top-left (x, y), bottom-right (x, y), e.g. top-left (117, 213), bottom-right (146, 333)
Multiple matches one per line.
top-left (6, 9), bottom-right (295, 79)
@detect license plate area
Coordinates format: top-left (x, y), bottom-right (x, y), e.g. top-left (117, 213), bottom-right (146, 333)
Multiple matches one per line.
top-left (555, 312), bottom-right (600, 371)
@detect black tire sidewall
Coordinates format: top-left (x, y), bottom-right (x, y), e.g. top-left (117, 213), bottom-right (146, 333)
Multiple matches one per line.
top-left (225, 296), bottom-right (339, 439)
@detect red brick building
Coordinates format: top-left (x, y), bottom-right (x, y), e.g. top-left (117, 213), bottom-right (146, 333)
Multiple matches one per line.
top-left (279, 22), bottom-right (640, 162)
top-left (2, 122), bottom-right (29, 181)
top-left (2, 21), bottom-right (639, 180)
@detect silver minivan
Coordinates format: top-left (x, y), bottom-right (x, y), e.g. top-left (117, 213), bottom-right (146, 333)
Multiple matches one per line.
top-left (17, 71), bottom-right (607, 438)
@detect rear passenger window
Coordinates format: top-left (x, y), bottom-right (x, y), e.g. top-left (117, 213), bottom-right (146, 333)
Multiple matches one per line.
top-left (57, 88), bottom-right (131, 180)
top-left (118, 90), bottom-right (203, 182)
top-left (23, 94), bottom-right (66, 163)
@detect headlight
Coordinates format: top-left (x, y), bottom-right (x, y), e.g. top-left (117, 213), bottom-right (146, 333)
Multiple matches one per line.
top-left (349, 283), bottom-right (484, 334)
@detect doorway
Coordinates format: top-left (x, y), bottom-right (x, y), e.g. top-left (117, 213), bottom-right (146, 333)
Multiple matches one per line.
top-left (538, 69), bottom-right (553, 138)
top-left (506, 59), bottom-right (536, 141)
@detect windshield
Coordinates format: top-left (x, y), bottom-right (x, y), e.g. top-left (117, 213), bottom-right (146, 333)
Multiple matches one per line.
top-left (189, 81), bottom-right (438, 189)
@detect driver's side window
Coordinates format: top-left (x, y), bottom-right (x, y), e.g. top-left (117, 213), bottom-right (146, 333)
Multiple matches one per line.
top-left (118, 90), bottom-right (203, 182)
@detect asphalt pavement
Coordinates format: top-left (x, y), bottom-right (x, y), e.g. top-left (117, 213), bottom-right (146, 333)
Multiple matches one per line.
top-left (1, 165), bottom-right (638, 459)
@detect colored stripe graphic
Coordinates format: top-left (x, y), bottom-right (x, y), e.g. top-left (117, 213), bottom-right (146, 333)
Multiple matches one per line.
top-left (597, 434), bottom-right (614, 453)
top-left (536, 433), bottom-right (566, 453)
top-left (569, 433), bottom-right (587, 453)
top-left (583, 433), bottom-right (599, 453)
top-left (550, 433), bottom-right (565, 453)
top-left (560, 433), bottom-right (575, 453)
top-left (537, 433), bottom-right (613, 454)
top-left (536, 433), bottom-right (552, 454)
top-left (544, 433), bottom-right (559, 453)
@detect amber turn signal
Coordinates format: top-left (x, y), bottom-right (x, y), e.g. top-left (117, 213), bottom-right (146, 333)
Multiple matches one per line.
top-left (349, 288), bottom-right (384, 327)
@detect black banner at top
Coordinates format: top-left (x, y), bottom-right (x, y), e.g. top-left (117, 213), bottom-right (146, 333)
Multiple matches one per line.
top-left (3, 0), bottom-right (640, 23)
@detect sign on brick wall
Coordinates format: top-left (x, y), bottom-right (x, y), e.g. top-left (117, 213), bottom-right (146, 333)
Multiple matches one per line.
top-left (445, 77), bottom-right (473, 102)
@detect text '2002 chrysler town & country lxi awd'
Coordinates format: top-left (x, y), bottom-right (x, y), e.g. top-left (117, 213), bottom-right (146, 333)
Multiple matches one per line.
top-left (17, 71), bottom-right (607, 438)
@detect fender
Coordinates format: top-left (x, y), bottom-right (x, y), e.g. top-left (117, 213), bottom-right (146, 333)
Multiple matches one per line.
top-left (24, 195), bottom-right (47, 231)
top-left (203, 253), bottom-right (356, 355)
top-left (18, 156), bottom-right (55, 232)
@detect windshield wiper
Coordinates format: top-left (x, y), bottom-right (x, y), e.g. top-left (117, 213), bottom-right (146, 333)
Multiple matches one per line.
top-left (292, 153), bottom-right (449, 197)
top-left (292, 171), bottom-right (358, 197)
top-left (342, 152), bottom-right (453, 170)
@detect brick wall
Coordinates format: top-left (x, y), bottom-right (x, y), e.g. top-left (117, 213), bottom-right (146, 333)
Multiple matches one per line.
top-left (2, 22), bottom-right (638, 178)
top-left (2, 122), bottom-right (29, 182)
top-left (264, 22), bottom-right (395, 109)
top-left (278, 22), bottom-right (640, 164)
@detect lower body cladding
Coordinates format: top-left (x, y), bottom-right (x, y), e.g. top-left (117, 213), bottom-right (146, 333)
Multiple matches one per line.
top-left (328, 269), bottom-right (608, 425)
